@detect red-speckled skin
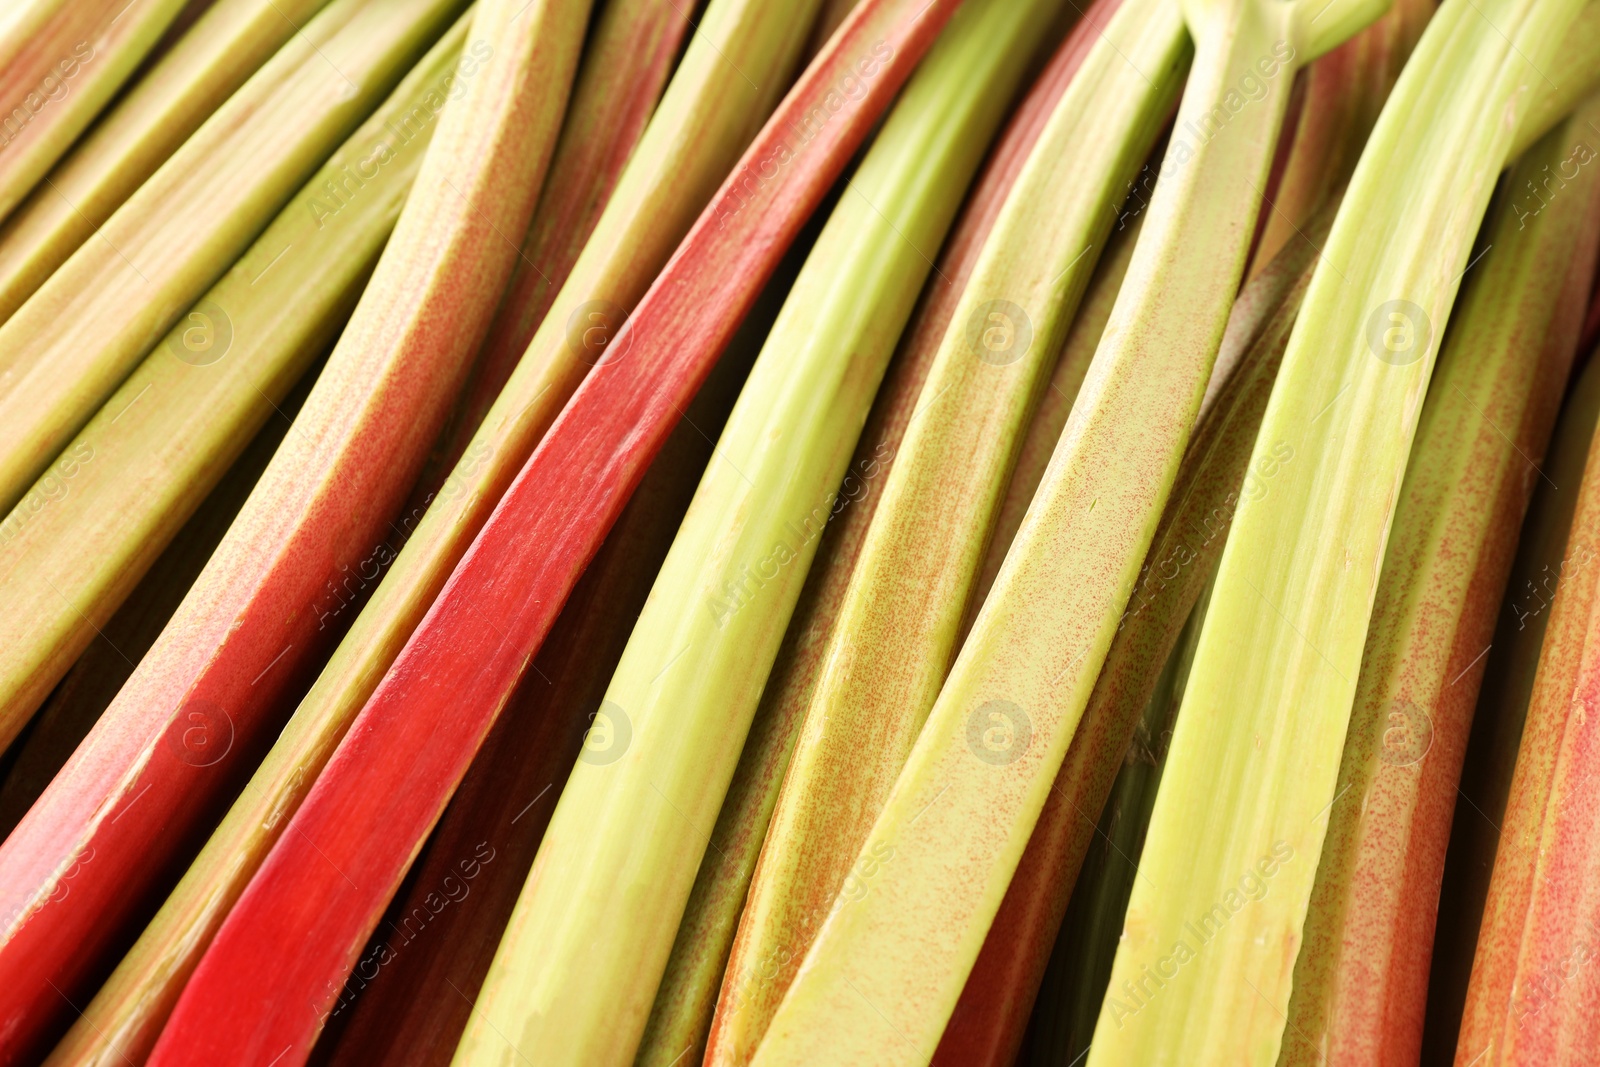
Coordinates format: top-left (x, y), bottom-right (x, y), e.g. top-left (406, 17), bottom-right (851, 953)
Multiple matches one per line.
top-left (638, 6), bottom-right (1105, 1061)
top-left (934, 191), bottom-right (1329, 1067)
top-left (142, 2), bottom-right (962, 1063)
top-left (1286, 114), bottom-right (1600, 1067)
top-left (425, 0), bottom-right (692, 482)
top-left (1453, 149), bottom-right (1600, 1065)
top-left (0, 0), bottom-right (579, 1060)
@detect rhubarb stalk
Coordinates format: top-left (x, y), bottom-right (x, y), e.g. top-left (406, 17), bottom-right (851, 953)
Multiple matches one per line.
top-left (0, 18), bottom-right (470, 754)
top-left (137, 1), bottom-right (964, 1063)
top-left (634, 6), bottom-right (1110, 1059)
top-left (1452, 106), bottom-right (1600, 1067)
top-left (0, 0), bottom-right (337, 322)
top-left (0, 0), bottom-right (189, 227)
top-left (743, 0), bottom-right (1381, 1055)
top-left (708, 0), bottom-right (1187, 1055)
top-left (1087, 0), bottom-right (1586, 1058)
top-left (0, 0), bottom-right (469, 514)
top-left (936, 194), bottom-right (1336, 1067)
top-left (0, 0), bottom-right (585, 1060)
top-left (1283, 101), bottom-right (1600, 1066)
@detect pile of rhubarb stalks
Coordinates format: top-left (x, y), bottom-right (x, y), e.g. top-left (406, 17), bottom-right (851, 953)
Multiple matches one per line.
top-left (7, 0), bottom-right (1600, 1064)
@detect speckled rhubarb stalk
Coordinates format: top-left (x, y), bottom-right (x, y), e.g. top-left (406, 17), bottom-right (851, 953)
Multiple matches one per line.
top-left (19, 25), bottom-right (473, 1067)
top-left (1089, 0), bottom-right (1587, 1057)
top-left (0, 0), bottom-right (336, 323)
top-left (965, 210), bottom-right (1140, 620)
top-left (1284, 104), bottom-right (1600, 1067)
top-left (0, 19), bottom-right (469, 757)
top-left (1426, 332), bottom-right (1600, 1060)
top-left (709, 1), bottom-right (1186, 1061)
top-left (0, 0), bottom-right (189, 228)
top-left (935, 197), bottom-right (1334, 1067)
top-left (139, 2), bottom-right (963, 1064)
top-left (744, 0), bottom-right (1379, 1055)
top-left (633, 7), bottom-right (1113, 1062)
top-left (427, 0), bottom-right (692, 471)
top-left (1452, 111), bottom-right (1600, 1067)
top-left (0, 0), bottom-right (468, 515)
top-left (0, 0), bottom-right (582, 1061)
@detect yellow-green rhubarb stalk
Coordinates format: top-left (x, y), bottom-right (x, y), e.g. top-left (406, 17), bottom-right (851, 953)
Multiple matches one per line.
top-left (0, 17), bottom-right (470, 756)
top-left (938, 196), bottom-right (1336, 1067)
top-left (0, 0), bottom-right (190, 227)
top-left (1246, 0), bottom-right (1428, 276)
top-left (635, 9), bottom-right (1107, 1060)
top-left (0, 0), bottom-right (336, 323)
top-left (1087, 0), bottom-right (1588, 1058)
top-left (14, 25), bottom-right (474, 1066)
top-left (1510, 0), bottom-right (1600, 162)
top-left (744, 0), bottom-right (1382, 1056)
top-left (0, 0), bottom-right (467, 514)
top-left (1283, 103), bottom-right (1600, 1067)
top-left (454, 3), bottom-right (1061, 1062)
top-left (707, 0), bottom-right (1187, 1058)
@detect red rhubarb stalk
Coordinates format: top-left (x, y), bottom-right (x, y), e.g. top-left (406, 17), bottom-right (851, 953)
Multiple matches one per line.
top-left (142, 2), bottom-right (963, 1064)
top-left (0, 0), bottom-right (587, 1060)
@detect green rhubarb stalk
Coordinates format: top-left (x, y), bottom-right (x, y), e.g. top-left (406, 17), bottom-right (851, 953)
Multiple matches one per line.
top-left (0, 0), bottom-right (467, 515)
top-left (0, 0), bottom-right (190, 228)
top-left (0, 0), bottom-right (335, 323)
top-left (744, 0), bottom-right (1381, 1056)
top-left (966, 213), bottom-right (1141, 620)
top-left (707, 0), bottom-right (1186, 1057)
top-left (1508, 0), bottom-right (1600, 162)
top-left (1452, 114), bottom-right (1600, 1067)
top-left (1026, 586), bottom-right (1209, 1067)
top-left (1284, 99), bottom-right (1600, 1067)
top-left (452, 4), bottom-right (1058, 1063)
top-left (1247, 0), bottom-right (1428, 276)
top-left (1088, 0), bottom-right (1586, 1059)
top-left (15, 27), bottom-right (473, 1066)
top-left (935, 193), bottom-right (1337, 1067)
top-left (0, 17), bottom-right (470, 756)
top-left (634, 7), bottom-right (1100, 1058)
